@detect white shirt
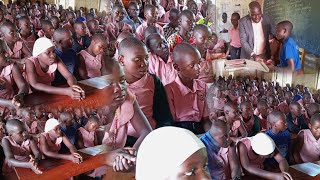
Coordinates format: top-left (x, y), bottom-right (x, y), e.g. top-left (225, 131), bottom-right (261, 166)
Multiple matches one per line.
top-left (252, 19), bottom-right (266, 55)
top-left (217, 20), bottom-right (232, 43)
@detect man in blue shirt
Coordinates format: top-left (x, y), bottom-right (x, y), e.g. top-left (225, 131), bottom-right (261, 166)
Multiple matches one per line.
top-left (276, 20), bottom-right (301, 72)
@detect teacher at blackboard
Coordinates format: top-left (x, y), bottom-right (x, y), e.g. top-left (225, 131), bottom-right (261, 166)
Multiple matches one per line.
top-left (239, 1), bottom-right (275, 61)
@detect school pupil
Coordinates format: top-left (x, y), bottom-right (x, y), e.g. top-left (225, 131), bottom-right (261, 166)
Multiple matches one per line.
top-left (2, 119), bottom-right (42, 174)
top-left (17, 16), bottom-right (37, 52)
top-left (72, 21), bottom-right (91, 53)
top-left (286, 102), bottom-right (308, 134)
top-left (117, 37), bottom-right (173, 136)
top-left (101, 61), bottom-right (152, 149)
top-left (77, 116), bottom-right (99, 149)
top-left (240, 101), bottom-right (261, 136)
top-left (200, 119), bottom-right (241, 179)
top-left (293, 113), bottom-right (320, 164)
top-left (39, 118), bottom-right (83, 164)
top-left (165, 43), bottom-right (209, 135)
top-left (25, 37), bottom-right (85, 100)
top-left (37, 20), bottom-right (54, 39)
top-left (163, 8), bottom-right (180, 39)
top-left (123, 2), bottom-right (144, 32)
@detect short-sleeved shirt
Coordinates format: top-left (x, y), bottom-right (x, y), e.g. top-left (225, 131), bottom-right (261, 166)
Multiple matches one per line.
top-left (298, 129), bottom-right (320, 162)
top-left (148, 53), bottom-right (176, 86)
top-left (53, 48), bottom-right (77, 85)
top-left (279, 37), bottom-right (301, 70)
top-left (135, 22), bottom-right (164, 41)
top-left (167, 32), bottom-right (196, 52)
top-left (286, 112), bottom-right (308, 134)
top-left (165, 76), bottom-right (209, 122)
top-left (229, 26), bottom-right (241, 48)
top-left (200, 132), bottom-right (230, 180)
top-left (266, 129), bottom-right (291, 157)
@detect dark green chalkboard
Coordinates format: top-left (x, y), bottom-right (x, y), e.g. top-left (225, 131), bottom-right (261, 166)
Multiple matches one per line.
top-left (264, 0), bottom-right (320, 57)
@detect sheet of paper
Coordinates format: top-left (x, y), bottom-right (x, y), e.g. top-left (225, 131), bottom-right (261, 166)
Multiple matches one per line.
top-left (78, 146), bottom-right (103, 156)
top-left (291, 162), bottom-right (320, 176)
top-left (79, 75), bottom-right (112, 89)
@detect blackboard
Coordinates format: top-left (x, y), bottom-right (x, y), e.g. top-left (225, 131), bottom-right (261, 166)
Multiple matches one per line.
top-left (263, 0), bottom-right (320, 57)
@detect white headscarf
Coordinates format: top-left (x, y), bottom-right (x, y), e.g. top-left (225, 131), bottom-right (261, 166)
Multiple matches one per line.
top-left (32, 37), bottom-right (55, 57)
top-left (136, 127), bottom-right (206, 180)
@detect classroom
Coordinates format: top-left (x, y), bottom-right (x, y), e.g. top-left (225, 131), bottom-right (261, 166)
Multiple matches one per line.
top-left (0, 0), bottom-right (319, 179)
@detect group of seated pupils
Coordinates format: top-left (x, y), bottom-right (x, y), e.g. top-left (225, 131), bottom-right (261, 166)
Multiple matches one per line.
top-left (0, 0), bottom-right (317, 179)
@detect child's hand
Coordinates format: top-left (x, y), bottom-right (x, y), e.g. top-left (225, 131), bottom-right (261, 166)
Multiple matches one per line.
top-left (275, 172), bottom-right (293, 180)
top-left (112, 148), bottom-right (136, 172)
top-left (72, 153), bottom-right (83, 164)
top-left (29, 155), bottom-right (43, 174)
top-left (12, 93), bottom-right (24, 108)
top-left (72, 85), bottom-right (85, 100)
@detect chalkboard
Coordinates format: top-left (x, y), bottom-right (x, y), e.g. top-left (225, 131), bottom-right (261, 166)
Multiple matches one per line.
top-left (263, 0), bottom-right (320, 57)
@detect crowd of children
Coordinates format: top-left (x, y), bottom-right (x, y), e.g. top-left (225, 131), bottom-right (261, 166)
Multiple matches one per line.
top-left (0, 0), bottom-right (317, 179)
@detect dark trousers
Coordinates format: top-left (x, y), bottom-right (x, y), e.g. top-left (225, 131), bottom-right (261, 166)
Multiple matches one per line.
top-left (174, 121), bottom-right (204, 135)
top-left (230, 46), bottom-right (241, 60)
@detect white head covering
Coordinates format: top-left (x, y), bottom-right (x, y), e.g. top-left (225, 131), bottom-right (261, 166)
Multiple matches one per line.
top-left (32, 37), bottom-right (55, 57)
top-left (251, 133), bottom-right (276, 156)
top-left (136, 127), bottom-right (206, 180)
top-left (44, 118), bottom-right (60, 133)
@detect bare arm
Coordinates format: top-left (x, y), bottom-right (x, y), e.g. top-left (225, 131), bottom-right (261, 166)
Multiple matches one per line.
top-left (76, 54), bottom-right (89, 80)
top-left (2, 138), bottom-right (31, 168)
top-left (56, 58), bottom-right (77, 87)
top-left (21, 42), bottom-right (32, 58)
top-left (228, 142), bottom-right (241, 179)
top-left (130, 100), bottom-right (152, 149)
top-left (12, 63), bottom-right (28, 94)
top-left (39, 134), bottom-right (71, 160)
top-left (77, 130), bottom-right (85, 149)
top-left (238, 121), bottom-right (248, 138)
top-left (273, 149), bottom-right (290, 173)
top-left (293, 131), bottom-right (304, 164)
top-left (29, 138), bottom-right (42, 162)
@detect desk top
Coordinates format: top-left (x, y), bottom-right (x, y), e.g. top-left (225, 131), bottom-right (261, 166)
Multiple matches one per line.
top-left (14, 145), bottom-right (112, 180)
top-left (24, 76), bottom-right (115, 109)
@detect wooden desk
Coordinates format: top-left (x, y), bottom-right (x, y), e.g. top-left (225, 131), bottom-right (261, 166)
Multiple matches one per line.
top-left (24, 76), bottom-right (114, 109)
top-left (14, 145), bottom-right (111, 180)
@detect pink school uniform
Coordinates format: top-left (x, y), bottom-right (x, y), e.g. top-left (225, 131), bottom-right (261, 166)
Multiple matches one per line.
top-left (148, 53), bottom-right (176, 86)
top-left (105, 21), bottom-right (133, 41)
top-left (298, 129), bottom-right (320, 163)
top-left (135, 22), bottom-right (164, 41)
top-left (165, 76), bottom-right (209, 122)
top-left (157, 5), bottom-right (166, 20)
top-left (102, 90), bottom-right (136, 149)
top-left (198, 58), bottom-right (214, 83)
top-left (20, 33), bottom-right (36, 52)
top-left (26, 57), bottom-right (57, 86)
top-left (5, 40), bottom-right (23, 59)
top-left (240, 138), bottom-right (266, 169)
top-left (128, 73), bottom-right (156, 129)
top-left (79, 50), bottom-right (102, 78)
top-left (258, 114), bottom-right (268, 130)
top-left (0, 64), bottom-right (15, 99)
top-left (39, 132), bottom-right (63, 154)
top-left (209, 146), bottom-right (231, 179)
top-left (78, 127), bottom-right (96, 148)
top-left (2, 136), bottom-right (31, 173)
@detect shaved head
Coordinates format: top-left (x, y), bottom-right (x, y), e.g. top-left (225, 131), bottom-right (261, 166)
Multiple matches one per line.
top-left (210, 119), bottom-right (229, 136)
top-left (249, 1), bottom-right (261, 10)
top-left (278, 20), bottom-right (293, 33)
top-left (267, 110), bottom-right (285, 124)
top-left (172, 42), bottom-right (200, 63)
top-left (53, 28), bottom-right (72, 42)
top-left (6, 119), bottom-right (24, 134)
top-left (117, 32), bottom-right (134, 43)
top-left (118, 37), bottom-right (146, 56)
top-left (311, 113), bottom-right (320, 124)
top-left (92, 33), bottom-right (107, 43)
top-left (257, 100), bottom-right (268, 109)
top-left (224, 102), bottom-right (237, 113)
top-left (59, 111), bottom-right (72, 122)
top-left (193, 24), bottom-right (211, 36)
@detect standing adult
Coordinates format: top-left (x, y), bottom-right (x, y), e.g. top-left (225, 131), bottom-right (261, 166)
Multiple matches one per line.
top-left (239, 1), bottom-right (275, 60)
top-left (217, 12), bottom-right (232, 46)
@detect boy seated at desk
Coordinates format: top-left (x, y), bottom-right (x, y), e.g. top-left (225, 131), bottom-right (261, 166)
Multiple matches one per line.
top-left (2, 119), bottom-right (42, 174)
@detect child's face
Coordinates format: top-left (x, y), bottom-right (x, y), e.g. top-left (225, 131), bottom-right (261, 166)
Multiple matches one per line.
top-left (145, 8), bottom-right (158, 23)
top-left (290, 104), bottom-right (302, 117)
top-left (60, 31), bottom-right (73, 49)
top-left (38, 46), bottom-right (56, 66)
top-left (212, 126), bottom-right (231, 148)
top-left (168, 149), bottom-right (210, 180)
top-left (109, 65), bottom-right (128, 106)
top-left (241, 104), bottom-right (253, 117)
top-left (258, 105), bottom-right (270, 118)
top-left (44, 25), bottom-right (54, 38)
top-left (226, 107), bottom-right (238, 120)
top-left (188, 2), bottom-right (198, 15)
top-left (149, 35), bottom-right (169, 57)
top-left (303, 93), bottom-right (312, 104)
top-left (112, 7), bottom-right (125, 22)
top-left (169, 12), bottom-right (179, 27)
top-left (10, 124), bottom-right (29, 144)
top-left (268, 97), bottom-right (277, 108)
top-left (67, 13), bottom-right (75, 24)
top-left (166, 0), bottom-right (177, 10)
top-left (74, 23), bottom-right (86, 37)
top-left (275, 25), bottom-right (286, 41)
top-left (74, 108), bottom-right (83, 118)
top-left (87, 121), bottom-right (99, 132)
top-left (0, 45), bottom-right (11, 67)
top-left (1, 25), bottom-right (18, 43)
top-left (88, 20), bottom-right (99, 34)
top-left (49, 125), bottom-right (62, 138)
top-left (180, 14), bottom-right (195, 32)
top-left (274, 116), bottom-right (287, 132)
top-left (92, 40), bottom-right (107, 56)
top-left (51, 19), bottom-right (60, 29)
top-left (175, 50), bottom-right (201, 80)
top-left (309, 120), bottom-right (320, 140)
top-left (120, 45), bottom-right (148, 81)
top-left (231, 15), bottom-right (239, 27)
top-left (194, 30), bottom-right (210, 49)
top-left (19, 19), bottom-right (31, 31)
top-left (128, 4), bottom-right (140, 18)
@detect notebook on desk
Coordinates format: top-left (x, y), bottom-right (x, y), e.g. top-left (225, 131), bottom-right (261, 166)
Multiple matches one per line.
top-left (224, 59), bottom-right (269, 72)
top-left (78, 145), bottom-right (110, 156)
top-left (291, 162), bottom-right (320, 176)
top-left (79, 75), bottom-right (113, 89)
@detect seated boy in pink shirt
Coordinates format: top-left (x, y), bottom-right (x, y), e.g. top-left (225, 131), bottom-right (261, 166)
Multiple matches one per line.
top-left (135, 4), bottom-right (164, 41)
top-left (145, 33), bottom-right (176, 85)
top-left (165, 43), bottom-right (209, 135)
